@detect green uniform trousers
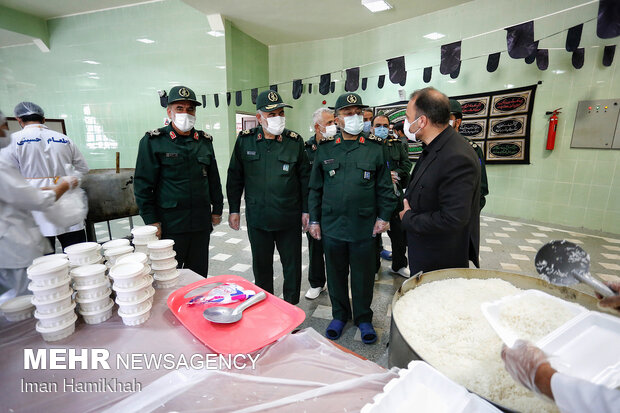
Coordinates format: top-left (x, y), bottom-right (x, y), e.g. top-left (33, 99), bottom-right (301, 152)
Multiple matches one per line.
top-left (306, 233), bottom-right (326, 289)
top-left (322, 235), bottom-right (375, 325)
top-left (163, 230), bottom-right (211, 277)
top-left (247, 225), bottom-right (301, 305)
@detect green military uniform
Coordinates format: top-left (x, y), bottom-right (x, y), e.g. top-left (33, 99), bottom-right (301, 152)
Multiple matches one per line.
top-left (304, 135), bottom-right (325, 289)
top-left (308, 94), bottom-right (397, 326)
top-left (226, 90), bottom-right (310, 305)
top-left (134, 86), bottom-right (223, 277)
top-left (377, 136), bottom-right (412, 272)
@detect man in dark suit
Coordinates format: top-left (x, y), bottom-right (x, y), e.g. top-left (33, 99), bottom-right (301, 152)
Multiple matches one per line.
top-left (399, 88), bottom-right (481, 274)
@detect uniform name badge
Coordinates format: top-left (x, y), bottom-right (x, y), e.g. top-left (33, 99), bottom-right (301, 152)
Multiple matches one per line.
top-left (329, 170), bottom-right (336, 177)
top-left (282, 164), bottom-right (289, 172)
top-left (363, 171), bottom-right (371, 180)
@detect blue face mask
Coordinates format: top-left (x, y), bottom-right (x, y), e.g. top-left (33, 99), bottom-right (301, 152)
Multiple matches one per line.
top-left (363, 120), bottom-right (371, 133)
top-left (374, 126), bottom-right (389, 139)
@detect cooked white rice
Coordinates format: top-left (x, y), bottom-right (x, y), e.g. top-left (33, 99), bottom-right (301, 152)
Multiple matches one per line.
top-left (392, 278), bottom-right (562, 413)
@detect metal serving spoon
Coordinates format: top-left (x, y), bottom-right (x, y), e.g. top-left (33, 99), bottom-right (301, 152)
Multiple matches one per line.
top-left (203, 291), bottom-right (267, 323)
top-left (535, 240), bottom-right (616, 297)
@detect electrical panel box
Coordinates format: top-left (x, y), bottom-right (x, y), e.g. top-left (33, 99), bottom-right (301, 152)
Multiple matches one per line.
top-left (570, 99), bottom-right (620, 149)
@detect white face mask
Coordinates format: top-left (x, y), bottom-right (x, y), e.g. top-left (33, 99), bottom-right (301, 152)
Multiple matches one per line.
top-left (262, 115), bottom-right (285, 135)
top-left (343, 114), bottom-right (364, 135)
top-left (321, 124), bottom-right (337, 138)
top-left (404, 116), bottom-right (422, 142)
top-left (448, 119), bottom-right (454, 127)
top-left (173, 113), bottom-right (196, 132)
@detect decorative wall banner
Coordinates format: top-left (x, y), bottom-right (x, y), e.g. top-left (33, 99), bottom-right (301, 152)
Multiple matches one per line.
top-left (452, 84), bottom-right (537, 164)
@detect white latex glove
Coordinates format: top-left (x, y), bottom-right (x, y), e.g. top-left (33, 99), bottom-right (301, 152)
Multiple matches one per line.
top-left (501, 339), bottom-right (548, 393)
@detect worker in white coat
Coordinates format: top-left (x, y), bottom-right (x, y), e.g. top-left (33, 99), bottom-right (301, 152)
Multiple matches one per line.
top-left (0, 110), bottom-right (78, 299)
top-left (2, 102), bottom-right (89, 251)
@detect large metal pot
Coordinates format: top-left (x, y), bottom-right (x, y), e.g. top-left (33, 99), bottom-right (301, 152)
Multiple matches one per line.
top-left (388, 268), bottom-right (612, 411)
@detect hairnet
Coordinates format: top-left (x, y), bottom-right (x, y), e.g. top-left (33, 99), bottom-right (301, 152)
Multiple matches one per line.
top-left (14, 101), bottom-right (44, 118)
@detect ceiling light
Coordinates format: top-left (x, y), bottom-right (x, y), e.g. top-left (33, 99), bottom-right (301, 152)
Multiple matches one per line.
top-left (423, 32), bottom-right (445, 40)
top-left (89, 76), bottom-right (100, 80)
top-left (136, 38), bottom-right (155, 44)
top-left (216, 65), bottom-right (226, 69)
top-left (447, 80), bottom-right (457, 83)
top-left (208, 31), bottom-right (224, 37)
top-left (362, 0), bottom-right (392, 13)
top-left (83, 60), bottom-right (100, 65)
top-left (552, 70), bottom-right (565, 74)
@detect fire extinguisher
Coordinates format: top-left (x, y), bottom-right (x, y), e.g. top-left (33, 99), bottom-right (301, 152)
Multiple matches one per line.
top-left (545, 108), bottom-right (561, 150)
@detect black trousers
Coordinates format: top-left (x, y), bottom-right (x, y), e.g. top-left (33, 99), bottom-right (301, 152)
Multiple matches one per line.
top-left (47, 229), bottom-right (86, 253)
top-left (306, 233), bottom-right (325, 288)
top-left (247, 226), bottom-right (301, 305)
top-left (164, 230), bottom-right (211, 277)
top-left (387, 213), bottom-right (408, 271)
top-left (322, 235), bottom-right (375, 325)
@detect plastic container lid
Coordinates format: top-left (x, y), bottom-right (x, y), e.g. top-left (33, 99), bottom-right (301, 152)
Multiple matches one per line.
top-left (117, 252), bottom-right (148, 265)
top-left (118, 303), bottom-right (152, 318)
top-left (36, 313), bottom-right (77, 333)
top-left (147, 239), bottom-right (174, 250)
top-left (78, 299), bottom-right (114, 316)
top-left (75, 289), bottom-right (111, 304)
top-left (109, 262), bottom-right (145, 280)
top-left (151, 260), bottom-right (178, 271)
top-left (105, 246), bottom-right (134, 257)
top-left (0, 295), bottom-right (35, 313)
top-left (102, 239), bottom-right (130, 250)
top-left (31, 290), bottom-right (73, 306)
top-left (131, 226), bottom-right (158, 237)
top-left (34, 302), bottom-right (76, 320)
top-left (32, 254), bottom-right (68, 265)
top-left (71, 264), bottom-right (107, 278)
top-left (28, 276), bottom-right (71, 292)
top-left (64, 242), bottom-right (100, 255)
top-left (149, 250), bottom-right (176, 261)
top-left (27, 259), bottom-right (69, 276)
top-left (73, 278), bottom-right (109, 291)
top-left (113, 275), bottom-right (153, 293)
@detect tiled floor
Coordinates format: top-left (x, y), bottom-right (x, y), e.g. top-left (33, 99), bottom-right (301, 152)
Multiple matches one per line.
top-left (89, 206), bottom-right (620, 366)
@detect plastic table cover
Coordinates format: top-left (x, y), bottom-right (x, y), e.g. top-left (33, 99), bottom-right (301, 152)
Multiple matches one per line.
top-left (0, 270), bottom-right (398, 413)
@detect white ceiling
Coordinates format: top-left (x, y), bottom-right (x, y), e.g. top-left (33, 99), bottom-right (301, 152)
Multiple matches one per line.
top-left (0, 0), bottom-right (472, 46)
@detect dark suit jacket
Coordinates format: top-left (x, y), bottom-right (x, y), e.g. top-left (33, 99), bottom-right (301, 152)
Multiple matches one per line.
top-left (402, 126), bottom-right (481, 274)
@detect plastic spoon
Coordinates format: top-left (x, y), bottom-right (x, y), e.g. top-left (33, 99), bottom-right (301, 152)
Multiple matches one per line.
top-left (535, 240), bottom-right (616, 297)
top-left (203, 291), bottom-right (267, 323)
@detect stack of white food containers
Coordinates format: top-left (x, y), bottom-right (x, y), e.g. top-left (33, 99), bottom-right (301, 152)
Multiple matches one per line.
top-left (148, 239), bottom-right (180, 288)
top-left (109, 262), bottom-right (154, 326)
top-left (104, 245), bottom-right (135, 267)
top-left (71, 264), bottom-right (114, 324)
top-left (101, 238), bottom-right (130, 253)
top-left (27, 258), bottom-right (77, 342)
top-left (64, 242), bottom-right (103, 268)
top-left (131, 226), bottom-right (158, 254)
top-left (0, 296), bottom-right (35, 322)
top-left (117, 252), bottom-right (149, 266)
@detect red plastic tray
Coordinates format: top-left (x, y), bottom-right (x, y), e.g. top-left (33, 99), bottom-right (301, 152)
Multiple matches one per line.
top-left (167, 274), bottom-right (306, 354)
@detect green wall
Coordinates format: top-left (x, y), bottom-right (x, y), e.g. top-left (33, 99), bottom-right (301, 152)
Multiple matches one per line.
top-left (268, 0), bottom-right (620, 234)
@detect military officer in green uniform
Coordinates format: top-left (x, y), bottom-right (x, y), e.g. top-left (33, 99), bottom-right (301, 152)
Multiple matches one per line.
top-left (308, 93), bottom-right (396, 344)
top-left (226, 90), bottom-right (310, 305)
top-left (134, 85), bottom-right (223, 277)
top-left (372, 114), bottom-right (412, 278)
top-left (449, 99), bottom-right (489, 209)
top-left (303, 107), bottom-right (337, 300)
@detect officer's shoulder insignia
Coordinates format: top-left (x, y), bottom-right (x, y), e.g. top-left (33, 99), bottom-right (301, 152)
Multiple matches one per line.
top-left (320, 136), bottom-right (335, 144)
top-left (366, 134), bottom-right (381, 143)
top-left (464, 137), bottom-right (478, 149)
top-left (239, 127), bottom-right (257, 138)
top-left (198, 130), bottom-right (213, 141)
top-left (304, 140), bottom-right (312, 147)
top-left (146, 128), bottom-right (163, 137)
top-left (286, 130), bottom-right (300, 140)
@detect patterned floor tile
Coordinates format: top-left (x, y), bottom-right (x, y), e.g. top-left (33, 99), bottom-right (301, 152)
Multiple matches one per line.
top-left (532, 233), bottom-right (548, 237)
top-left (480, 246), bottom-right (493, 252)
top-left (519, 245), bottom-right (537, 252)
top-left (510, 253), bottom-right (531, 261)
top-left (502, 227), bottom-right (517, 232)
top-left (600, 262), bottom-right (620, 271)
top-left (225, 238), bottom-right (243, 244)
top-left (501, 263), bottom-right (522, 271)
top-left (526, 239), bottom-right (543, 244)
top-left (229, 263), bottom-right (251, 272)
top-left (480, 222), bottom-right (488, 227)
top-left (494, 232), bottom-right (509, 238)
top-left (212, 253), bottom-right (231, 261)
top-left (311, 305), bottom-right (332, 320)
top-left (486, 239), bottom-right (502, 244)
top-left (211, 231), bottom-right (227, 237)
top-left (564, 238), bottom-right (583, 244)
top-left (603, 245), bottom-right (620, 252)
top-left (601, 253), bottom-right (620, 260)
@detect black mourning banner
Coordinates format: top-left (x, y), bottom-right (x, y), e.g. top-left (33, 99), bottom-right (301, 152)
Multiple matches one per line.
top-left (450, 62), bottom-right (461, 79)
top-left (423, 66), bottom-right (432, 83)
top-left (536, 49), bottom-right (549, 70)
top-left (330, 81), bottom-right (335, 93)
top-left (525, 41), bottom-right (539, 64)
top-left (505, 21), bottom-right (536, 59)
top-left (362, 77), bottom-right (368, 90)
top-left (566, 24), bottom-right (583, 52)
top-left (251, 88), bottom-right (258, 104)
top-left (440, 41), bottom-right (461, 75)
top-left (603, 45), bottom-right (616, 67)
top-left (201, 94), bottom-right (207, 108)
top-left (345, 68), bottom-right (360, 92)
top-left (269, 84), bottom-right (278, 92)
top-left (308, 84), bottom-right (313, 94)
top-left (572, 48), bottom-right (585, 69)
top-left (319, 74), bottom-right (331, 95)
top-left (487, 53), bottom-right (500, 72)
top-left (292, 79), bottom-right (303, 99)
top-left (214, 94), bottom-right (219, 108)
top-left (235, 91), bottom-right (242, 106)
top-left (378, 75), bottom-right (385, 89)
top-left (451, 84), bottom-right (537, 165)
top-left (387, 56), bottom-right (406, 85)
top-left (597, 0), bottom-right (620, 39)
top-left (226, 92), bottom-right (231, 106)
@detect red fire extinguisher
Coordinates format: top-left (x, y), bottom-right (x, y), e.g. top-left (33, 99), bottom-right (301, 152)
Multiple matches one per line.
top-left (545, 108), bottom-right (561, 150)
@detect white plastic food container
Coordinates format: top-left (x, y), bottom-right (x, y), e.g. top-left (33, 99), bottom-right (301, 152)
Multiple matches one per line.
top-left (75, 293), bottom-right (112, 312)
top-left (0, 295), bottom-right (35, 322)
top-left (71, 264), bottom-right (107, 287)
top-left (149, 249), bottom-right (176, 261)
top-left (101, 239), bottom-right (130, 251)
top-left (152, 262), bottom-right (178, 278)
top-left (73, 278), bottom-right (110, 300)
top-left (34, 302), bottom-right (76, 328)
top-left (109, 262), bottom-right (147, 288)
top-left (28, 277), bottom-right (72, 301)
top-left (150, 257), bottom-right (178, 271)
top-left (79, 299), bottom-right (114, 325)
top-left (64, 242), bottom-right (102, 265)
top-left (32, 253), bottom-right (68, 266)
top-left (116, 286), bottom-right (155, 304)
top-left (116, 288), bottom-right (154, 314)
top-left (131, 226), bottom-right (158, 244)
top-left (117, 252), bottom-right (149, 266)
top-left (118, 304), bottom-right (152, 326)
top-left (147, 239), bottom-right (175, 259)
top-left (36, 314), bottom-right (77, 342)
top-left (27, 259), bottom-right (70, 287)
top-left (113, 274), bottom-right (153, 298)
top-left (133, 245), bottom-right (149, 255)
top-left (31, 290), bottom-right (73, 315)
top-left (105, 245), bottom-right (135, 265)
top-left (154, 274), bottom-right (180, 289)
